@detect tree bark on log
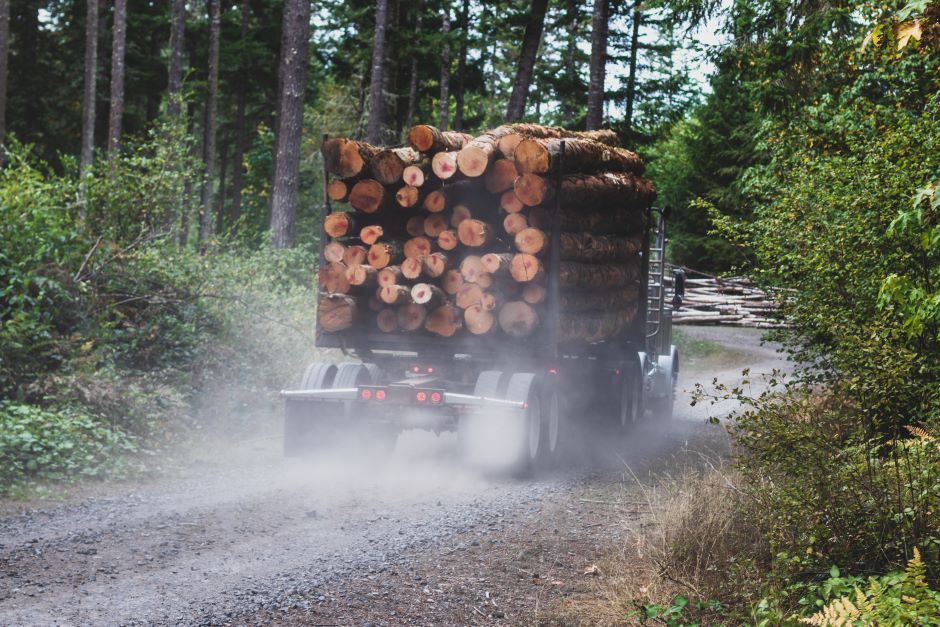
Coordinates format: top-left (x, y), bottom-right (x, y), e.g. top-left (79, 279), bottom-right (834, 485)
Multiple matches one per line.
top-left (408, 125), bottom-right (473, 153)
top-left (321, 138), bottom-right (381, 178)
top-left (484, 158), bottom-right (518, 193)
top-left (426, 304), bottom-right (462, 336)
top-left (498, 301), bottom-right (539, 337)
top-left (528, 206), bottom-right (646, 235)
top-left (496, 125), bottom-right (620, 158)
top-left (559, 232), bottom-right (642, 262)
top-left (514, 172), bottom-right (656, 209)
top-left (559, 284), bottom-right (639, 311)
top-left (559, 305), bottom-right (637, 342)
top-left (319, 294), bottom-right (357, 332)
top-left (372, 147), bottom-right (422, 184)
top-left (558, 260), bottom-right (640, 289)
top-left (514, 138), bottom-right (645, 176)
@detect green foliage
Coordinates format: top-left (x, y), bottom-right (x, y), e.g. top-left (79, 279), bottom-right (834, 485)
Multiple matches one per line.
top-left (634, 595), bottom-right (726, 626)
top-left (0, 401), bottom-right (138, 494)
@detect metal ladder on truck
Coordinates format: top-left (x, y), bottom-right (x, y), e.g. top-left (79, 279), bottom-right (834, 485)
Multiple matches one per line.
top-left (646, 208), bottom-right (668, 354)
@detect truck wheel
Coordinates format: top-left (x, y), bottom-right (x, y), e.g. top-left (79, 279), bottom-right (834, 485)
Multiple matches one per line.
top-left (284, 362), bottom-right (338, 457)
top-left (619, 362), bottom-right (642, 431)
top-left (458, 370), bottom-right (505, 460)
top-left (504, 373), bottom-right (541, 476)
top-left (650, 348), bottom-right (679, 420)
top-left (540, 383), bottom-right (561, 464)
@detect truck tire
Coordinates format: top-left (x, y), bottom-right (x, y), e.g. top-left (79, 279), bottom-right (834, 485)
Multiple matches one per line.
top-left (649, 347), bottom-right (679, 420)
top-left (284, 362), bottom-right (338, 457)
top-left (503, 373), bottom-right (542, 477)
top-left (458, 370), bottom-right (506, 460)
top-left (619, 361), bottom-right (643, 432)
top-left (539, 381), bottom-right (561, 465)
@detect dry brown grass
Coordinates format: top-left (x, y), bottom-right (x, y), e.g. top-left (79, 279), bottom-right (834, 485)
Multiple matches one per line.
top-left (553, 460), bottom-right (766, 626)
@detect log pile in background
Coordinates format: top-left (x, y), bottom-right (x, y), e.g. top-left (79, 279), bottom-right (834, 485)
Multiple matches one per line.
top-left (317, 123), bottom-right (655, 342)
top-left (666, 267), bottom-right (787, 328)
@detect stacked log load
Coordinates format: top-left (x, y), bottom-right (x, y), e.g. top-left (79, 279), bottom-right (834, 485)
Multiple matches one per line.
top-left (318, 123), bottom-right (655, 343)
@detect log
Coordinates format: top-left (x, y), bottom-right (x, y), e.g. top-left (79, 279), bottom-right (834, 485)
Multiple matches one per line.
top-left (423, 252), bottom-right (449, 277)
top-left (318, 293), bottom-right (357, 332)
top-left (514, 228), bottom-right (549, 255)
top-left (528, 206), bottom-right (646, 235)
top-left (377, 265), bottom-right (402, 287)
top-left (423, 189), bottom-right (446, 213)
top-left (480, 291), bottom-right (503, 312)
top-left (450, 204), bottom-right (472, 227)
top-left (319, 261), bottom-right (350, 294)
top-left (559, 285), bottom-right (640, 312)
top-left (465, 304), bottom-right (496, 335)
top-left (403, 236), bottom-right (432, 259)
top-left (377, 308), bottom-right (399, 333)
top-left (348, 179), bottom-right (388, 213)
top-left (379, 284), bottom-right (413, 305)
top-left (459, 255), bottom-right (487, 283)
top-left (437, 229), bottom-right (459, 251)
top-left (559, 306), bottom-right (638, 343)
top-left (509, 253), bottom-right (545, 283)
top-left (558, 261), bottom-right (640, 289)
top-left (514, 138), bottom-right (645, 175)
top-left (360, 224), bottom-right (384, 245)
top-left (367, 293), bottom-right (384, 312)
top-left (431, 151), bottom-right (460, 180)
top-left (346, 263), bottom-right (378, 287)
top-left (372, 147), bottom-right (422, 184)
top-left (498, 301), bottom-right (539, 338)
top-left (402, 165), bottom-right (428, 187)
top-left (457, 219), bottom-right (493, 247)
top-left (368, 242), bottom-right (403, 269)
top-left (327, 178), bottom-right (350, 202)
top-left (425, 179), bottom-right (483, 213)
top-left (425, 304), bottom-right (462, 337)
top-left (324, 241), bottom-right (346, 263)
top-left (456, 130), bottom-right (505, 177)
top-left (455, 282), bottom-right (484, 309)
top-left (475, 272), bottom-right (494, 289)
top-left (396, 185), bottom-right (422, 208)
top-left (406, 215), bottom-right (426, 237)
top-left (398, 303), bottom-right (428, 331)
top-left (495, 124), bottom-right (620, 158)
top-left (481, 252), bottom-right (512, 274)
top-left (408, 125), bottom-right (473, 153)
top-left (411, 283), bottom-right (447, 307)
top-left (321, 138), bottom-right (381, 178)
top-left (500, 190), bottom-right (525, 213)
top-left (521, 283), bottom-right (546, 304)
top-left (559, 232), bottom-right (642, 263)
top-left (423, 214), bottom-right (449, 237)
top-left (342, 244), bottom-right (368, 266)
top-left (401, 256), bottom-right (424, 280)
top-left (503, 212), bottom-right (528, 235)
top-left (442, 269), bottom-right (464, 295)
top-left (324, 212), bottom-right (357, 238)
top-left (514, 172), bottom-right (656, 209)
top-left (484, 158), bottom-right (518, 193)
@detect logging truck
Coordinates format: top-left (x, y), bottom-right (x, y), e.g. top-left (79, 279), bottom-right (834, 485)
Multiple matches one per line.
top-left (281, 125), bottom-right (684, 474)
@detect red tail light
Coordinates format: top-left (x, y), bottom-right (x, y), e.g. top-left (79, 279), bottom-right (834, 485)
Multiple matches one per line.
top-left (548, 367), bottom-right (558, 375)
top-left (430, 391), bottom-right (442, 404)
top-left (415, 391), bottom-right (428, 403)
top-left (360, 388), bottom-right (373, 400)
top-left (375, 389), bottom-right (387, 401)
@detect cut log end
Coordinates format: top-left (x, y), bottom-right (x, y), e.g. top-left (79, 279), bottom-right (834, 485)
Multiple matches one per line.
top-left (431, 151), bottom-right (459, 180)
top-left (465, 304), bottom-right (496, 335)
top-left (500, 190), bottom-right (525, 214)
top-left (319, 261), bottom-right (350, 294)
top-left (423, 214), bottom-right (449, 237)
top-left (503, 213), bottom-right (528, 236)
top-left (360, 225), bottom-right (384, 246)
top-left (425, 304), bottom-right (462, 337)
top-left (513, 173), bottom-right (550, 207)
top-left (521, 283), bottom-right (547, 304)
top-left (403, 236), bottom-right (432, 260)
top-left (484, 159), bottom-right (518, 194)
top-left (342, 245), bottom-right (368, 267)
top-left (402, 165), bottom-right (426, 187)
top-left (324, 241), bottom-right (346, 263)
top-left (401, 256), bottom-right (424, 279)
top-left (411, 283), bottom-right (446, 307)
top-left (349, 179), bottom-right (386, 213)
top-left (423, 190), bottom-right (446, 213)
top-left (437, 229), bottom-right (459, 251)
top-left (377, 265), bottom-right (402, 287)
top-left (514, 227), bottom-right (549, 255)
top-left (442, 269), bottom-right (464, 295)
top-left (423, 252), bottom-right (449, 277)
top-left (327, 179), bottom-right (350, 202)
top-left (498, 301), bottom-right (539, 338)
top-left (457, 219), bottom-right (493, 247)
top-left (376, 308), bottom-right (399, 333)
top-left (396, 185), bottom-right (420, 208)
top-left (509, 253), bottom-right (545, 283)
top-left (346, 264), bottom-right (377, 286)
top-left (324, 212), bottom-right (354, 238)
top-left (318, 293), bottom-right (357, 332)
top-left (398, 303), bottom-right (428, 331)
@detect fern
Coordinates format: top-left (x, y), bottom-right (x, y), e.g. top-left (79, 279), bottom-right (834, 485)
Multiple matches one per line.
top-left (906, 547), bottom-right (928, 589)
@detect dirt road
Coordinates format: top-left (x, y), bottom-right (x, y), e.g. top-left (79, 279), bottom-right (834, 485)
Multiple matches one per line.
top-left (0, 327), bottom-right (786, 626)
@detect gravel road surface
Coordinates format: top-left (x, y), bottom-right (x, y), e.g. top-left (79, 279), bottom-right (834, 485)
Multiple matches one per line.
top-left (0, 326), bottom-right (786, 626)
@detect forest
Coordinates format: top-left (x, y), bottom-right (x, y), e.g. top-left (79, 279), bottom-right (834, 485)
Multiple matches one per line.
top-left (0, 0), bottom-right (938, 623)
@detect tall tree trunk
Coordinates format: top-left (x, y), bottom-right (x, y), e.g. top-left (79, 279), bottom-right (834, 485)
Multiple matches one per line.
top-left (562, 0), bottom-right (578, 125)
top-left (384, 0), bottom-right (400, 140)
top-left (230, 0), bottom-right (250, 229)
top-left (107, 0), bottom-right (127, 162)
top-left (0, 0), bottom-right (9, 155)
top-left (216, 137), bottom-right (228, 234)
top-left (405, 15), bottom-right (420, 132)
top-left (199, 0), bottom-right (221, 246)
top-left (439, 5), bottom-right (450, 129)
top-left (269, 0), bottom-right (311, 249)
top-left (167, 0), bottom-right (185, 117)
top-left (81, 0), bottom-right (99, 174)
top-left (504, 0), bottom-right (548, 122)
top-left (179, 107), bottom-right (195, 247)
top-left (453, 0), bottom-right (469, 130)
top-left (366, 0), bottom-right (388, 144)
top-left (624, 0), bottom-right (641, 134)
top-left (585, 0), bottom-right (608, 130)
